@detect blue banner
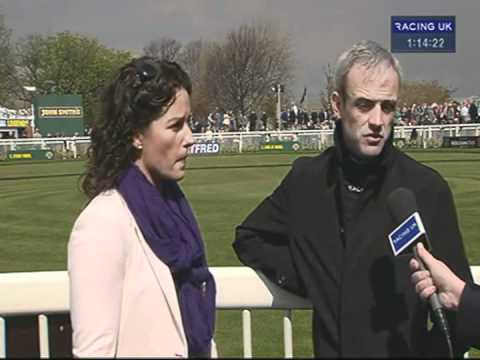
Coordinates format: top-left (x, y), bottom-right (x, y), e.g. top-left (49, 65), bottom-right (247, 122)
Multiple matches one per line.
top-left (391, 16), bottom-right (456, 53)
top-left (391, 16), bottom-right (455, 33)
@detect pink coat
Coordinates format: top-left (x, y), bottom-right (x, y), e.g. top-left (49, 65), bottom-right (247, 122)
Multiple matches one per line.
top-left (68, 190), bottom-right (217, 357)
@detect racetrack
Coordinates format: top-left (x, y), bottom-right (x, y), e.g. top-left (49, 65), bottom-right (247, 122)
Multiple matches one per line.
top-left (1, 149), bottom-right (479, 357)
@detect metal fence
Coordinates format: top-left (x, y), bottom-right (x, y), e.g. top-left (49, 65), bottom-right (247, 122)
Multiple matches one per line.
top-left (0, 266), bottom-right (479, 358)
top-left (1, 124), bottom-right (480, 160)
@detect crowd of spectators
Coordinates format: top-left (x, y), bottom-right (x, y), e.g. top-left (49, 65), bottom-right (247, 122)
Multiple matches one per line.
top-left (395, 100), bottom-right (479, 126)
top-left (189, 105), bottom-right (337, 134)
top-left (188, 99), bottom-right (480, 134)
top-left (2, 99), bottom-right (480, 138)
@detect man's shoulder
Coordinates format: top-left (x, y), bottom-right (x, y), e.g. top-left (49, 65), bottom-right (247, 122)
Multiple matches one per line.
top-left (291, 147), bottom-right (334, 172)
top-left (395, 149), bottom-right (448, 189)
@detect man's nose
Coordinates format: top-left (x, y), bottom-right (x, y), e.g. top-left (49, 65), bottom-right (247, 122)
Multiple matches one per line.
top-left (368, 103), bottom-right (384, 127)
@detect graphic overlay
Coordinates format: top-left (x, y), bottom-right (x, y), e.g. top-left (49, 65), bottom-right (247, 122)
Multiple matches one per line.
top-left (391, 16), bottom-right (455, 53)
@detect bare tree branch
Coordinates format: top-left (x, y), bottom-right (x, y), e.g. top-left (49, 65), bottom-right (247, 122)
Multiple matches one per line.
top-left (143, 37), bottom-right (182, 61)
top-left (319, 63), bottom-right (335, 110)
top-left (204, 22), bottom-right (294, 115)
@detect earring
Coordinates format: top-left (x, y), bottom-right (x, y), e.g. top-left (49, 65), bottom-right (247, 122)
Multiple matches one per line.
top-left (135, 144), bottom-right (143, 150)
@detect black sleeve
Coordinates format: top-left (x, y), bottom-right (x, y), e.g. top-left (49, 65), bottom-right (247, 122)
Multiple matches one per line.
top-left (456, 283), bottom-right (480, 350)
top-left (232, 165), bottom-right (306, 296)
top-left (423, 180), bottom-right (473, 357)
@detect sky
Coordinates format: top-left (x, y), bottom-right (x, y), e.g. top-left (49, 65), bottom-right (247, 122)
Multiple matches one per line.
top-left (2, 0), bottom-right (479, 101)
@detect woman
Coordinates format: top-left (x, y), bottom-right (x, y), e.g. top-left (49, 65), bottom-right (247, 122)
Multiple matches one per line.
top-left (410, 243), bottom-right (479, 350)
top-left (68, 56), bottom-right (217, 358)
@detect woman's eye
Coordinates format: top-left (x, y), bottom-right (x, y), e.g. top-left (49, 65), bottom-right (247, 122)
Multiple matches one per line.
top-left (170, 121), bottom-right (183, 130)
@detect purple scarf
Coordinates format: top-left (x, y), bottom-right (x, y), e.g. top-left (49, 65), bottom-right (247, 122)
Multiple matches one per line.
top-left (117, 164), bottom-right (216, 355)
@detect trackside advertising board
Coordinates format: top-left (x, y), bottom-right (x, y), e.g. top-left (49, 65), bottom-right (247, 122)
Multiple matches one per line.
top-left (259, 141), bottom-right (301, 152)
top-left (7, 149), bottom-right (55, 161)
top-left (189, 142), bottom-right (221, 155)
top-left (34, 95), bottom-right (84, 136)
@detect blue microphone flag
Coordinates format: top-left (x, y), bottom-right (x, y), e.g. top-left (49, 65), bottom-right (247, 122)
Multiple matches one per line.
top-left (388, 211), bottom-right (426, 256)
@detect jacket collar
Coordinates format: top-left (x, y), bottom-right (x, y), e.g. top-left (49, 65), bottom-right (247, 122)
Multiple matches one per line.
top-left (331, 121), bottom-right (396, 191)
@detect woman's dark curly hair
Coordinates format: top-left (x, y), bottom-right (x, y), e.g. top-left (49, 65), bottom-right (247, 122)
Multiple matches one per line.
top-left (82, 56), bottom-right (192, 199)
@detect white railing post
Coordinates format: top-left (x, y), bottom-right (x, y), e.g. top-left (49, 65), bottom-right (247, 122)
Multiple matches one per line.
top-left (0, 317), bottom-right (5, 359)
top-left (1, 125), bottom-right (480, 159)
top-left (422, 129), bottom-right (427, 148)
top-left (283, 309), bottom-right (293, 358)
top-left (242, 309), bottom-right (252, 358)
top-left (38, 314), bottom-right (50, 358)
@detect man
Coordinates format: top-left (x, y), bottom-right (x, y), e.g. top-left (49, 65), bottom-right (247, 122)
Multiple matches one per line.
top-left (260, 111), bottom-right (268, 130)
top-left (248, 111), bottom-right (258, 131)
top-left (460, 101), bottom-right (470, 123)
top-left (233, 40), bottom-right (472, 357)
top-left (468, 100), bottom-right (478, 123)
top-left (410, 243), bottom-right (479, 350)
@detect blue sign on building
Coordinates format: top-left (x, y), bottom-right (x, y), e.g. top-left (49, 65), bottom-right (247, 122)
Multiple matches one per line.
top-left (391, 16), bottom-right (456, 53)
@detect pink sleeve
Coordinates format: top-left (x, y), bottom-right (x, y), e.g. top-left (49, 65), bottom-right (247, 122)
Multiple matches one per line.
top-left (68, 196), bottom-right (128, 357)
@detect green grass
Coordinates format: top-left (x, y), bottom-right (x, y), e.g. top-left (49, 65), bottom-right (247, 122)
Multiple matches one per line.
top-left (1, 149), bottom-right (479, 357)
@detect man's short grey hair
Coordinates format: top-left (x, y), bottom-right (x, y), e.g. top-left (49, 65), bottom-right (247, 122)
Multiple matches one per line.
top-left (334, 40), bottom-right (402, 97)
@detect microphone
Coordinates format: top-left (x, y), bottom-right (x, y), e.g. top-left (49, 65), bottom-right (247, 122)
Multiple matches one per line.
top-left (386, 187), bottom-right (453, 358)
top-left (386, 187), bottom-right (432, 256)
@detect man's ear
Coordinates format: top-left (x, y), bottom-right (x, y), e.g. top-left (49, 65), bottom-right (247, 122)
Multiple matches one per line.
top-left (132, 132), bottom-right (144, 150)
top-left (331, 91), bottom-right (343, 118)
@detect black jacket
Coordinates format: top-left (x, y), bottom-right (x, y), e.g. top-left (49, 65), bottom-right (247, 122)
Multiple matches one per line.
top-left (468, 103), bottom-right (478, 122)
top-left (457, 283), bottom-right (480, 349)
top-left (233, 129), bottom-right (472, 357)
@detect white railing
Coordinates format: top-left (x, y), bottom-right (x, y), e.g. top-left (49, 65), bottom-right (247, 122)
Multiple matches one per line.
top-left (0, 266), bottom-right (479, 358)
top-left (1, 124), bottom-right (480, 159)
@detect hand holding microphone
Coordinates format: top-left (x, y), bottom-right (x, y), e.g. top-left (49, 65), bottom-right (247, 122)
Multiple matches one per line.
top-left (410, 242), bottom-right (466, 311)
top-left (387, 187), bottom-right (453, 357)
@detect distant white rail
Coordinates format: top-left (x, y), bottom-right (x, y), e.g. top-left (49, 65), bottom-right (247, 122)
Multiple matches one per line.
top-left (1, 124), bottom-right (480, 159)
top-left (0, 266), bottom-right (479, 358)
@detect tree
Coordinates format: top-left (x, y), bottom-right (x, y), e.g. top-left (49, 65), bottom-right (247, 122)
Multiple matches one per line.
top-left (14, 31), bottom-right (133, 125)
top-left (259, 94), bottom-right (277, 127)
top-left (13, 34), bottom-right (50, 102)
top-left (204, 22), bottom-right (294, 116)
top-left (177, 40), bottom-right (204, 85)
top-left (177, 40), bottom-right (210, 119)
top-left (0, 14), bottom-right (16, 106)
top-left (319, 63), bottom-right (335, 111)
top-left (143, 37), bottom-right (182, 61)
top-left (399, 80), bottom-right (454, 106)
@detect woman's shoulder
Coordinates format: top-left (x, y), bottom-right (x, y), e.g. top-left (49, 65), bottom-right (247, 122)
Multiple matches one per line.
top-left (75, 189), bottom-right (131, 228)
top-left (68, 189), bottom-right (132, 271)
